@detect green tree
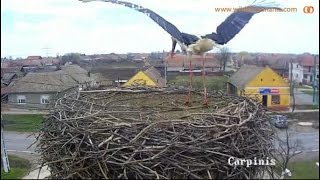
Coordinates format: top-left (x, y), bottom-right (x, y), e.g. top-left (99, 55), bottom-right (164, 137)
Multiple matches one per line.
top-left (61, 53), bottom-right (81, 65)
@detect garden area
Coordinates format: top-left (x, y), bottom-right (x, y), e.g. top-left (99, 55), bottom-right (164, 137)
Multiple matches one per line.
top-left (1, 114), bottom-right (44, 132)
top-left (1, 155), bottom-right (31, 179)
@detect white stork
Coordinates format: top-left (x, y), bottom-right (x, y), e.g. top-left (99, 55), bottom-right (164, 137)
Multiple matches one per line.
top-left (79, 0), bottom-right (281, 105)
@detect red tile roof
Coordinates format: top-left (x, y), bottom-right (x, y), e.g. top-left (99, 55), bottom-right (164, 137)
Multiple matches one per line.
top-left (298, 54), bottom-right (319, 67)
top-left (22, 59), bottom-right (42, 66)
top-left (27, 56), bottom-right (42, 60)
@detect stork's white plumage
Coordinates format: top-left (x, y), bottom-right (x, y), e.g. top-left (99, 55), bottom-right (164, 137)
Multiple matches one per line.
top-left (79, 0), bottom-right (281, 105)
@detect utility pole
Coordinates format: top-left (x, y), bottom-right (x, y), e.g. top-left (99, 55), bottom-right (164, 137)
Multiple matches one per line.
top-left (290, 58), bottom-right (295, 112)
top-left (312, 55), bottom-right (318, 105)
top-left (163, 50), bottom-right (167, 87)
top-left (1, 114), bottom-right (10, 173)
top-left (42, 46), bottom-right (51, 57)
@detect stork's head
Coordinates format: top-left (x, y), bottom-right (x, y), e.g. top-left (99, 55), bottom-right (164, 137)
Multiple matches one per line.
top-left (171, 37), bottom-right (177, 58)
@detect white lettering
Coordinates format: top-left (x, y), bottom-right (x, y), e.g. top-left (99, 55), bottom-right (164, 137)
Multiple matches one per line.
top-left (258, 159), bottom-right (265, 165)
top-left (270, 159), bottom-right (276, 166)
top-left (227, 157), bottom-right (276, 167)
top-left (228, 157), bottom-right (235, 166)
top-left (265, 157), bottom-right (270, 166)
top-left (253, 157), bottom-right (258, 165)
top-left (246, 159), bottom-right (252, 167)
top-left (240, 159), bottom-right (246, 166)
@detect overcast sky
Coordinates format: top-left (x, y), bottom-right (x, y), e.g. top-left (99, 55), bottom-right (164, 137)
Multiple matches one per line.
top-left (1, 0), bottom-right (319, 58)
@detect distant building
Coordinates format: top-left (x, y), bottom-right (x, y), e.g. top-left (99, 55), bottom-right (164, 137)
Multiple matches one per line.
top-left (26, 56), bottom-right (42, 60)
top-left (7, 65), bottom-right (95, 109)
top-left (164, 54), bottom-right (221, 70)
top-left (298, 54), bottom-right (319, 85)
top-left (288, 62), bottom-right (304, 84)
top-left (91, 73), bottom-right (113, 87)
top-left (113, 80), bottom-right (128, 87)
top-left (1, 72), bottom-right (18, 85)
top-left (123, 66), bottom-right (166, 88)
top-left (228, 65), bottom-right (290, 111)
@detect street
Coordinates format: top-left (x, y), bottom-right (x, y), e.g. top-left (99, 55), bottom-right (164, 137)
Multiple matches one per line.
top-left (275, 129), bottom-right (319, 152)
top-left (2, 131), bottom-right (38, 153)
top-left (294, 89), bottom-right (317, 105)
top-left (2, 125), bottom-right (319, 154)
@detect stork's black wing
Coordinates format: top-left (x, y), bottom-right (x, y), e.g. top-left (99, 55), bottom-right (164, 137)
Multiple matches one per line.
top-left (85, 0), bottom-right (193, 44)
top-left (203, 6), bottom-right (281, 45)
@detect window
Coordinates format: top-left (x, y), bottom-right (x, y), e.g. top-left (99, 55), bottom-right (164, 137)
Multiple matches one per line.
top-left (271, 95), bottom-right (280, 105)
top-left (17, 95), bottom-right (26, 104)
top-left (41, 95), bottom-right (50, 104)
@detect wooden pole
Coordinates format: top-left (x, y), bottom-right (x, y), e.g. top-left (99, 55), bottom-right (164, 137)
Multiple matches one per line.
top-left (312, 55), bottom-right (317, 104)
top-left (1, 114), bottom-right (10, 172)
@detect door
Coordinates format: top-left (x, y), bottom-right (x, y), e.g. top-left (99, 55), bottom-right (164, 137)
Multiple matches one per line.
top-left (262, 95), bottom-right (268, 107)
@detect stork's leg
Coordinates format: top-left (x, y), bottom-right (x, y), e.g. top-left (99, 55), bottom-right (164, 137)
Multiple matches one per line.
top-left (202, 53), bottom-right (208, 106)
top-left (185, 53), bottom-right (192, 106)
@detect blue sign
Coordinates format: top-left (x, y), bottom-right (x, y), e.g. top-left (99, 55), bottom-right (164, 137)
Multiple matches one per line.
top-left (259, 88), bottom-right (271, 95)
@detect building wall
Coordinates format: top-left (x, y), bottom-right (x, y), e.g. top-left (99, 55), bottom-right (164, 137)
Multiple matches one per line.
top-left (8, 93), bottom-right (57, 109)
top-left (288, 63), bottom-right (303, 83)
top-left (243, 87), bottom-right (290, 110)
top-left (123, 71), bottom-right (156, 87)
top-left (247, 67), bottom-right (289, 87)
top-left (229, 66), bottom-right (290, 111)
top-left (246, 67), bottom-right (290, 110)
top-left (303, 65), bottom-right (319, 84)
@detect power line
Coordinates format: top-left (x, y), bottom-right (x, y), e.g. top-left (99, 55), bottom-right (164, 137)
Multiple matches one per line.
top-left (42, 46), bottom-right (51, 58)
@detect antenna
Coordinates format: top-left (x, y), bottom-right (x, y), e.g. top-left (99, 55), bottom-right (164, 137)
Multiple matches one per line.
top-left (42, 46), bottom-right (51, 57)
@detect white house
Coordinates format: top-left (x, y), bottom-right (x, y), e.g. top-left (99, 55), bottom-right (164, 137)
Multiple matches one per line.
top-left (288, 62), bottom-right (303, 84)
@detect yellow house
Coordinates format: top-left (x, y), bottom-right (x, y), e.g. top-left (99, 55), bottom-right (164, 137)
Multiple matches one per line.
top-left (228, 65), bottom-right (290, 111)
top-left (123, 66), bottom-right (166, 88)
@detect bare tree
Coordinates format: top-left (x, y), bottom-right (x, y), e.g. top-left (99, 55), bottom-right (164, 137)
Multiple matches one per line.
top-left (216, 47), bottom-right (231, 73)
top-left (272, 127), bottom-right (302, 179)
top-left (237, 51), bottom-right (249, 67)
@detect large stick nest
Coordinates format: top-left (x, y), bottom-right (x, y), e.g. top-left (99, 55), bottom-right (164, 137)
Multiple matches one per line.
top-left (37, 88), bottom-right (275, 179)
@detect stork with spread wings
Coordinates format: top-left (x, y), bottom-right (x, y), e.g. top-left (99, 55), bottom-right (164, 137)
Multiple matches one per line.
top-left (79, 0), bottom-right (281, 105)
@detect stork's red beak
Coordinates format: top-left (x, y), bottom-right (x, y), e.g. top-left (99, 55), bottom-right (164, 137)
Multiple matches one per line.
top-left (171, 37), bottom-right (177, 58)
